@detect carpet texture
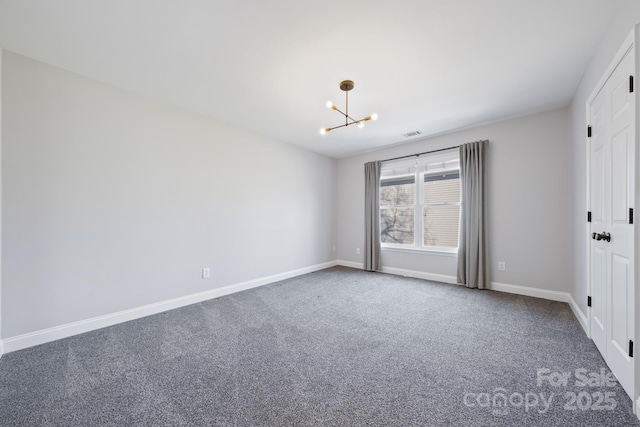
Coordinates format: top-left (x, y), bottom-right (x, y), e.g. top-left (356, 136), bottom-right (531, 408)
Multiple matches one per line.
top-left (0, 266), bottom-right (638, 426)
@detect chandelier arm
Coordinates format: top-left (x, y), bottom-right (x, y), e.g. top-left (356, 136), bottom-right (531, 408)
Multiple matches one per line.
top-left (325, 122), bottom-right (351, 132)
top-left (353, 116), bottom-right (371, 123)
top-left (345, 115), bottom-right (360, 124)
top-left (332, 106), bottom-right (347, 116)
top-left (331, 107), bottom-right (360, 124)
top-left (325, 115), bottom-right (373, 132)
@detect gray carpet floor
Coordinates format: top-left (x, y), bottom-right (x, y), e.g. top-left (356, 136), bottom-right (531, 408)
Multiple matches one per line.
top-left (0, 266), bottom-right (638, 426)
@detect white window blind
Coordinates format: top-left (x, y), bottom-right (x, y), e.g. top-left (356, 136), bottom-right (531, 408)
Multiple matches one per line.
top-left (380, 150), bottom-right (460, 177)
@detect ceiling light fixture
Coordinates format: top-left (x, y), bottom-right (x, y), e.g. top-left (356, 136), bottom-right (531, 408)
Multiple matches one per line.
top-left (320, 80), bottom-right (377, 134)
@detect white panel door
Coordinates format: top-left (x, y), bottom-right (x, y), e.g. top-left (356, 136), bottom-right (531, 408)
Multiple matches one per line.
top-left (588, 48), bottom-right (636, 400)
top-left (606, 49), bottom-right (635, 399)
top-left (590, 84), bottom-right (607, 356)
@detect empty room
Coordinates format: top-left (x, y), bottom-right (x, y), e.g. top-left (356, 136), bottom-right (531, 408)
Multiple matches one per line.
top-left (1, 0), bottom-right (640, 426)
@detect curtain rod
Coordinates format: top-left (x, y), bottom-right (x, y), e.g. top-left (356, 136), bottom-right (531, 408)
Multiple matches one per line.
top-left (380, 145), bottom-right (460, 163)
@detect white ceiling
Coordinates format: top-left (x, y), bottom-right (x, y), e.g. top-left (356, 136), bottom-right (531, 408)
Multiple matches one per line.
top-left (0, 0), bottom-right (622, 158)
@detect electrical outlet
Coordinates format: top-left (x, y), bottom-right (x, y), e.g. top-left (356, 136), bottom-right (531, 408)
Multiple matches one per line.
top-left (498, 262), bottom-right (506, 272)
top-left (356, 248), bottom-right (361, 255)
top-left (202, 268), bottom-right (211, 278)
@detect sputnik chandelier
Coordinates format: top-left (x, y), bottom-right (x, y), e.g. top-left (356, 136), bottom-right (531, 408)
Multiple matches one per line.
top-left (320, 80), bottom-right (377, 134)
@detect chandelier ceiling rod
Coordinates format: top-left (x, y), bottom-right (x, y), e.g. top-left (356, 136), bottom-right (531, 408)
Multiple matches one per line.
top-left (321, 80), bottom-right (377, 134)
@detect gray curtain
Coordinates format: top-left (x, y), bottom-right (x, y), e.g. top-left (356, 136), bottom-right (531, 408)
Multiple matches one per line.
top-left (457, 140), bottom-right (490, 289)
top-left (364, 161), bottom-right (381, 271)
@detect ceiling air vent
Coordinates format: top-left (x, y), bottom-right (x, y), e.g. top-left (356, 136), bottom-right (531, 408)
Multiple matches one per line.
top-left (403, 130), bottom-right (422, 138)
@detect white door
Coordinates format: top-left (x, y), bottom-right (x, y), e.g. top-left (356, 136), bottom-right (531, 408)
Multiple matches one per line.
top-left (589, 81), bottom-right (607, 357)
top-left (588, 47), bottom-right (635, 400)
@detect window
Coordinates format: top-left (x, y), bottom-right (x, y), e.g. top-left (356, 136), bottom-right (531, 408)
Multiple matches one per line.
top-left (380, 175), bottom-right (415, 245)
top-left (422, 171), bottom-right (460, 247)
top-left (380, 151), bottom-right (460, 251)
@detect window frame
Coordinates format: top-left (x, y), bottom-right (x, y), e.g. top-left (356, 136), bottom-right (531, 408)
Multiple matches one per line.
top-left (379, 151), bottom-right (461, 254)
top-left (380, 173), bottom-right (417, 246)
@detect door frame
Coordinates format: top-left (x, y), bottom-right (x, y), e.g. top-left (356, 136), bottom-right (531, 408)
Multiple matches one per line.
top-left (585, 25), bottom-right (639, 412)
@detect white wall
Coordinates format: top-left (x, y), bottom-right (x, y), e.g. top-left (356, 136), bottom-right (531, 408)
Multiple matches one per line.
top-left (1, 51), bottom-right (337, 339)
top-left (337, 108), bottom-right (571, 293)
top-left (568, 1), bottom-right (640, 316)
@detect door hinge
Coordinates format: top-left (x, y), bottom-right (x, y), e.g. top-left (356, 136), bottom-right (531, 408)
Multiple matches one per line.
top-left (630, 340), bottom-right (634, 357)
top-left (630, 208), bottom-right (634, 224)
top-left (587, 126), bottom-right (592, 138)
top-left (630, 75), bottom-right (635, 93)
top-left (587, 211), bottom-right (592, 223)
top-left (587, 296), bottom-right (592, 307)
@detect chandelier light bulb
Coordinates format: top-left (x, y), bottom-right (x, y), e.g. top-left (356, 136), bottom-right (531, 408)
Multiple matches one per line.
top-left (326, 101), bottom-right (333, 109)
top-left (320, 128), bottom-right (326, 135)
top-left (371, 113), bottom-right (378, 121)
top-left (357, 121), bottom-right (364, 128)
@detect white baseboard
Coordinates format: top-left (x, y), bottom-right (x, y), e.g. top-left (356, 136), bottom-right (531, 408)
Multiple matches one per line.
top-left (635, 397), bottom-right (639, 418)
top-left (380, 266), bottom-right (458, 285)
top-left (1, 260), bottom-right (338, 355)
top-left (379, 269), bottom-right (572, 304)
top-left (490, 281), bottom-right (569, 302)
top-left (335, 261), bottom-right (458, 286)
top-left (568, 294), bottom-right (589, 335)
top-left (336, 260), bottom-right (363, 269)
top-left (336, 261), bottom-right (572, 303)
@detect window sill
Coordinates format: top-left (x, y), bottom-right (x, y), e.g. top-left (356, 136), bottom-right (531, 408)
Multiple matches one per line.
top-left (381, 245), bottom-right (458, 257)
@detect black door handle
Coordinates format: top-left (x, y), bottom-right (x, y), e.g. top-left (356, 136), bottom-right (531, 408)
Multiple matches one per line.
top-left (592, 232), bottom-right (611, 242)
